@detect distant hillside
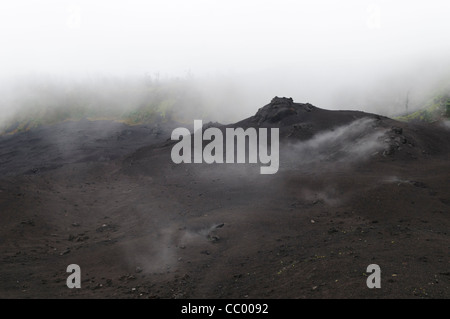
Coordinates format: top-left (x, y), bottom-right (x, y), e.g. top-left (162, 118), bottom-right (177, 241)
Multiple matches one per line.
top-left (0, 76), bottom-right (214, 135)
top-left (395, 94), bottom-right (450, 123)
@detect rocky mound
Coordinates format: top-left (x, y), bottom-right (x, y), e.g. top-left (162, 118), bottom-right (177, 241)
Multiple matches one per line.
top-left (230, 97), bottom-right (450, 160)
top-left (230, 96), bottom-right (382, 140)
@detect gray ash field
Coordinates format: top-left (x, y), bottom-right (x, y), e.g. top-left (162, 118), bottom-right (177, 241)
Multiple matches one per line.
top-left (0, 97), bottom-right (449, 298)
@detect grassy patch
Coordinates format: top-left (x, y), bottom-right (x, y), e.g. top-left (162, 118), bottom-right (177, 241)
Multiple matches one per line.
top-left (395, 94), bottom-right (450, 123)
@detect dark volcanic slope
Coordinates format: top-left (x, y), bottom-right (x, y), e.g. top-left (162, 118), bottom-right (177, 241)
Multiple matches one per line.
top-left (0, 119), bottom-right (176, 176)
top-left (0, 98), bottom-right (449, 299)
top-left (236, 96), bottom-right (382, 135)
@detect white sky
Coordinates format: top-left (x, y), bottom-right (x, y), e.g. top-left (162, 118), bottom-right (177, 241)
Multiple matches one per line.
top-left (1, 0), bottom-right (449, 76)
top-left (1, 0), bottom-right (450, 115)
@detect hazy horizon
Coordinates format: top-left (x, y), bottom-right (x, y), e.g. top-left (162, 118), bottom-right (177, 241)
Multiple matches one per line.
top-left (2, 0), bottom-right (450, 123)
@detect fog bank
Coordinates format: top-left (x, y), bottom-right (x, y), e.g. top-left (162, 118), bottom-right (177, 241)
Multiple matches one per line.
top-left (1, 1), bottom-right (450, 125)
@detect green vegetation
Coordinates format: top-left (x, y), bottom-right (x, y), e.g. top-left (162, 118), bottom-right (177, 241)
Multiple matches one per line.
top-left (395, 93), bottom-right (450, 123)
top-left (0, 75), bottom-right (212, 135)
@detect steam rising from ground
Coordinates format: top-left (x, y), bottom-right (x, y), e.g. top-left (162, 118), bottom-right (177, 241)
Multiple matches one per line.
top-left (284, 118), bottom-right (386, 168)
top-left (279, 118), bottom-right (388, 206)
top-left (127, 223), bottom-right (223, 274)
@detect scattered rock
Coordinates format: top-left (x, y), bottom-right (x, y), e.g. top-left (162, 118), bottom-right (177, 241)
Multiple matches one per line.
top-left (419, 256), bottom-right (428, 262)
top-left (96, 224), bottom-right (117, 232)
top-left (391, 127), bottom-right (403, 135)
top-left (60, 249), bottom-right (70, 256)
top-left (93, 283), bottom-right (103, 290)
top-left (328, 227), bottom-right (339, 234)
top-left (411, 181), bottom-right (427, 188)
top-left (20, 219), bottom-right (35, 226)
top-left (208, 235), bottom-right (220, 242)
top-left (76, 235), bottom-right (89, 242)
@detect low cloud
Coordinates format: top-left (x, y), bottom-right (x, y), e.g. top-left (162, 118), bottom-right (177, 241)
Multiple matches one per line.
top-left (284, 118), bottom-right (386, 168)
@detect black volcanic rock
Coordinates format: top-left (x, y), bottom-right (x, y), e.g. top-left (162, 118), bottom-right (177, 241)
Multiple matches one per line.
top-left (224, 97), bottom-right (449, 159)
top-left (232, 96), bottom-right (384, 140)
top-left (253, 97), bottom-right (314, 125)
